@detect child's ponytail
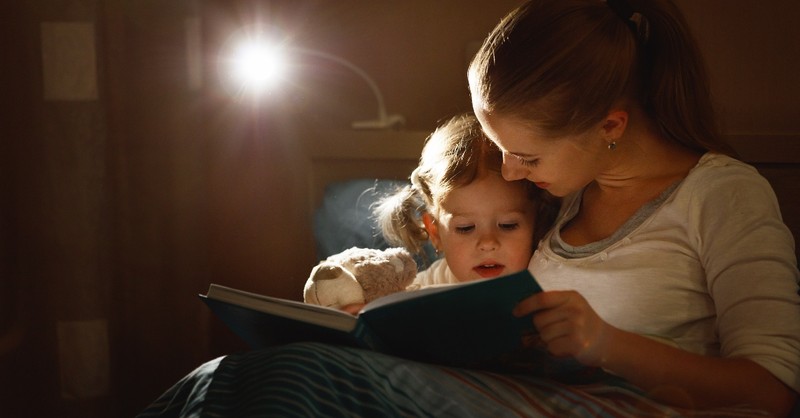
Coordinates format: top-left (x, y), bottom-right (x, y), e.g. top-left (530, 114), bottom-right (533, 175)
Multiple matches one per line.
top-left (373, 181), bottom-right (430, 257)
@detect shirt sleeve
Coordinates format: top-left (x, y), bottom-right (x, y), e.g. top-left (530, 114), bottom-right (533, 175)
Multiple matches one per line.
top-left (689, 159), bottom-right (800, 392)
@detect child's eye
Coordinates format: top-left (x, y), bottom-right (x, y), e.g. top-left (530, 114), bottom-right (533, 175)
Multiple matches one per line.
top-left (499, 223), bottom-right (519, 231)
top-left (455, 225), bottom-right (475, 234)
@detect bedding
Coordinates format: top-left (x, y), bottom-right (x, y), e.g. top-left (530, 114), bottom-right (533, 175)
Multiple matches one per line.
top-left (137, 342), bottom-right (772, 418)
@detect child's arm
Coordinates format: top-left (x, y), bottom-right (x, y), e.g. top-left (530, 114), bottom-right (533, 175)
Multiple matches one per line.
top-left (514, 290), bottom-right (798, 417)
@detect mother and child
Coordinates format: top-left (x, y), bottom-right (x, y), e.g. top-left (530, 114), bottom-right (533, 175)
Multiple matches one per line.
top-left (140, 0), bottom-right (800, 416)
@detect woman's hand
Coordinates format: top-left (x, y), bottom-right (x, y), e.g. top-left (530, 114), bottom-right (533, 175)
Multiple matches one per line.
top-left (514, 290), bottom-right (615, 367)
top-left (515, 291), bottom-right (798, 416)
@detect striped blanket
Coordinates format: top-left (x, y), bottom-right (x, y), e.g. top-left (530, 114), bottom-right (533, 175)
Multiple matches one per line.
top-left (138, 342), bottom-right (770, 418)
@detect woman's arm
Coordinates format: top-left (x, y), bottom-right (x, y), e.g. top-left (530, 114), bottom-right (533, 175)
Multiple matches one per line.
top-left (603, 324), bottom-right (797, 417)
top-left (515, 290), bottom-right (798, 417)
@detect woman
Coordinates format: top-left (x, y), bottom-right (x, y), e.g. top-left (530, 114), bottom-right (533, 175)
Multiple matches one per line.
top-left (468, 0), bottom-right (800, 416)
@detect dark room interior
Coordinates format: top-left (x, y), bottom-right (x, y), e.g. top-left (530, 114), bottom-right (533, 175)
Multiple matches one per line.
top-left (1, 1), bottom-right (799, 417)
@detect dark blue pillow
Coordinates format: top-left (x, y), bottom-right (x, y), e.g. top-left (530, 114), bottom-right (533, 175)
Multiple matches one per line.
top-left (313, 179), bottom-right (436, 270)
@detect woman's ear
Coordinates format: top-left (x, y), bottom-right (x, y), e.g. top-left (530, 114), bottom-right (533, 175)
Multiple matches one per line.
top-left (422, 213), bottom-right (441, 251)
top-left (601, 109), bottom-right (628, 141)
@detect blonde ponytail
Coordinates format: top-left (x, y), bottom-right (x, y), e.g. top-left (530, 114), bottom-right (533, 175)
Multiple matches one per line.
top-left (373, 183), bottom-right (429, 257)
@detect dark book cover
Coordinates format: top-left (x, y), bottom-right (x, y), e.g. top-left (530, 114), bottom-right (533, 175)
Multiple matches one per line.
top-left (201, 269), bottom-right (541, 367)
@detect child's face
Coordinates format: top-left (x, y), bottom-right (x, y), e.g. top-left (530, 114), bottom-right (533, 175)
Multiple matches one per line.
top-left (427, 173), bottom-right (536, 282)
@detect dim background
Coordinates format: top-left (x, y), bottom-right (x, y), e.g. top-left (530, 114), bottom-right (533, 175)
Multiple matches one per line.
top-left (1, 1), bottom-right (799, 417)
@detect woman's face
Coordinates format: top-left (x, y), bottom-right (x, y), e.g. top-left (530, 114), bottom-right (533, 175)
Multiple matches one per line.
top-left (474, 110), bottom-right (608, 197)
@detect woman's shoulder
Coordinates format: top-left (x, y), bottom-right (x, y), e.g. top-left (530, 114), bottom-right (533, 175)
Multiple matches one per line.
top-left (693, 152), bottom-right (756, 172)
top-left (684, 152), bottom-right (768, 188)
top-left (677, 152), bottom-right (779, 209)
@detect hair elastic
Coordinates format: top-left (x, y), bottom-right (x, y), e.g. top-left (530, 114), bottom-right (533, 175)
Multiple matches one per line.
top-left (606, 0), bottom-right (650, 44)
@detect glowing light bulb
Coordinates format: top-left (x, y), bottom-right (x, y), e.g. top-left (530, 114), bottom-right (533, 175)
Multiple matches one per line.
top-left (231, 40), bottom-right (287, 92)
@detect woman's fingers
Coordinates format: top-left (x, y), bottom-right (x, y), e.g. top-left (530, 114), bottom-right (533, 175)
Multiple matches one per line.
top-left (513, 290), bottom-right (571, 317)
top-left (515, 290), bottom-right (612, 365)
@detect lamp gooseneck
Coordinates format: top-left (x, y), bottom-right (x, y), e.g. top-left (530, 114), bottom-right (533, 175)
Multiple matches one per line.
top-left (295, 48), bottom-right (405, 130)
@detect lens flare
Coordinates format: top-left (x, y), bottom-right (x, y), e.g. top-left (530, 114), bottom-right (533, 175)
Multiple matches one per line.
top-left (230, 39), bottom-right (287, 93)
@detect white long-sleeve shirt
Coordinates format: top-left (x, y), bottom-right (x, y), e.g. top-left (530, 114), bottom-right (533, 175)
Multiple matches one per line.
top-left (413, 258), bottom-right (459, 287)
top-left (530, 153), bottom-right (800, 392)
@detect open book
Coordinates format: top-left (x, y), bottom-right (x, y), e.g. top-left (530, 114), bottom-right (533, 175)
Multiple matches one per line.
top-left (201, 269), bottom-right (542, 367)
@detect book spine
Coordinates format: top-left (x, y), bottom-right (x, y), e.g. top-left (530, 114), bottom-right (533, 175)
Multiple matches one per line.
top-left (352, 321), bottom-right (385, 352)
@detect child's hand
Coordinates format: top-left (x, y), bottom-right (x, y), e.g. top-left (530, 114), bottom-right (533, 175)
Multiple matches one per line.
top-left (513, 290), bottom-right (613, 367)
top-left (341, 303), bottom-right (365, 315)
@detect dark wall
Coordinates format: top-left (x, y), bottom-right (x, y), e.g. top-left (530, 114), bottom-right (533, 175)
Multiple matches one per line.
top-left (2, 1), bottom-right (213, 417)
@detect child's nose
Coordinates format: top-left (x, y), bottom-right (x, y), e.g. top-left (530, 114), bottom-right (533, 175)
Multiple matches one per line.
top-left (478, 233), bottom-right (499, 251)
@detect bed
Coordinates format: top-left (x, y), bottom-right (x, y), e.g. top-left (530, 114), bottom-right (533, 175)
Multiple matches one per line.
top-left (136, 131), bottom-right (800, 418)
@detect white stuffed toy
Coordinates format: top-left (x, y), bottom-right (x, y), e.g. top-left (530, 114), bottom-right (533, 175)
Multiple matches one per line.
top-left (304, 247), bottom-right (417, 309)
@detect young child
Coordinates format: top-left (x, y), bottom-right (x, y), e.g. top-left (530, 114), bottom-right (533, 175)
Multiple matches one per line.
top-left (374, 113), bottom-right (558, 286)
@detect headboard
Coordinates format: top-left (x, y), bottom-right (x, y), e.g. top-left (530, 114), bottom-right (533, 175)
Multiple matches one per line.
top-left (297, 132), bottom-right (800, 261)
top-left (290, 129), bottom-right (428, 268)
top-left (298, 130), bottom-right (428, 218)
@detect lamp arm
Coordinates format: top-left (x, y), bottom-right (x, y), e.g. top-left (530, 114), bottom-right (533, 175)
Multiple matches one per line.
top-left (294, 48), bottom-right (392, 125)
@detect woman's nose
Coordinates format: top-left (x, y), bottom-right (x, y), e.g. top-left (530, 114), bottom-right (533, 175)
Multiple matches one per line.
top-left (501, 154), bottom-right (529, 181)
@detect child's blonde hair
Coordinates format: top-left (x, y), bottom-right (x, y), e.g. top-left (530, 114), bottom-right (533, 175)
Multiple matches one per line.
top-left (374, 113), bottom-right (558, 258)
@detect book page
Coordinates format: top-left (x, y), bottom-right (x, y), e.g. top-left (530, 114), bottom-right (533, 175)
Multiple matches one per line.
top-left (206, 284), bottom-right (358, 332)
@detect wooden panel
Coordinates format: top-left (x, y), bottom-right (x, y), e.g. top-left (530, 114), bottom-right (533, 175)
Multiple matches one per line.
top-left (727, 135), bottom-right (800, 164)
top-left (756, 166), bottom-right (800, 246)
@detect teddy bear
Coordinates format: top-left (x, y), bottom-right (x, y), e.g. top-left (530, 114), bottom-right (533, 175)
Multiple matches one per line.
top-left (303, 247), bottom-right (417, 309)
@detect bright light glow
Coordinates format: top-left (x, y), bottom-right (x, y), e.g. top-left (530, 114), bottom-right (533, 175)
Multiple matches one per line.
top-left (220, 28), bottom-right (406, 128)
top-left (230, 39), bottom-right (287, 92)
